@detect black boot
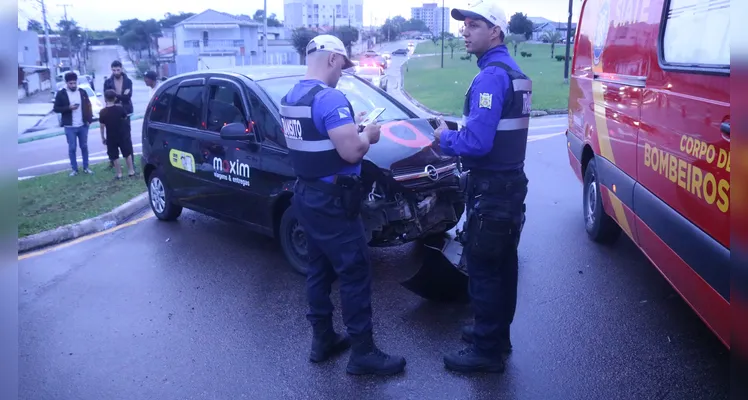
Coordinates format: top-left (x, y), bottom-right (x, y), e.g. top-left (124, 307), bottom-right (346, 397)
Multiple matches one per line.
top-left (443, 345), bottom-right (505, 373)
top-left (309, 321), bottom-right (351, 363)
top-left (346, 332), bottom-right (406, 376)
top-left (461, 324), bottom-right (513, 354)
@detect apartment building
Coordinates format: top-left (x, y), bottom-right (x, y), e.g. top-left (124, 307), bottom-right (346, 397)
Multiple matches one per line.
top-left (411, 3), bottom-right (450, 37)
top-left (284, 0), bottom-right (365, 30)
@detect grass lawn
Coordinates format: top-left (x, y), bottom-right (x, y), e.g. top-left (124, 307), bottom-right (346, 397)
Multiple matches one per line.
top-left (405, 42), bottom-right (573, 114)
top-left (18, 155), bottom-right (146, 238)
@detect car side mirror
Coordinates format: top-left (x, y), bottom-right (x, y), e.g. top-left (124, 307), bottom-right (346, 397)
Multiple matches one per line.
top-left (96, 92), bottom-right (102, 97)
top-left (220, 122), bottom-right (258, 142)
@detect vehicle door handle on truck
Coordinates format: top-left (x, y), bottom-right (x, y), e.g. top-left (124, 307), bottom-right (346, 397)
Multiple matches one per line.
top-left (720, 122), bottom-right (730, 136)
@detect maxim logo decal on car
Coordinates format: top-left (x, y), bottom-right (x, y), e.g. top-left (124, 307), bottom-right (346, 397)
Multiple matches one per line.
top-left (213, 157), bottom-right (251, 187)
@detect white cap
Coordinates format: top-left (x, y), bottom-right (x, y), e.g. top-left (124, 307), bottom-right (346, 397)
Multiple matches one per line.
top-left (451, 0), bottom-right (508, 33)
top-left (306, 34), bottom-right (355, 69)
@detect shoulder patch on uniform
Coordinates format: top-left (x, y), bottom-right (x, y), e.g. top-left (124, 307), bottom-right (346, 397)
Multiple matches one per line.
top-left (337, 107), bottom-right (351, 119)
top-left (479, 93), bottom-right (492, 109)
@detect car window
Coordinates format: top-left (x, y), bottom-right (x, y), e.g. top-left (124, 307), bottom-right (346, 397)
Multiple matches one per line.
top-left (169, 85), bottom-right (204, 128)
top-left (150, 84), bottom-right (176, 123)
top-left (206, 82), bottom-right (247, 133)
top-left (255, 75), bottom-right (411, 123)
top-left (248, 91), bottom-right (285, 147)
top-left (661, 0), bottom-right (729, 68)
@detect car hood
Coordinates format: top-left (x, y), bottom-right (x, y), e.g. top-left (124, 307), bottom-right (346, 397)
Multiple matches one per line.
top-left (363, 118), bottom-right (454, 171)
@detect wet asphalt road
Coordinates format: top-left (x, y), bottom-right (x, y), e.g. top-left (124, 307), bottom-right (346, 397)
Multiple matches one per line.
top-left (18, 132), bottom-right (729, 399)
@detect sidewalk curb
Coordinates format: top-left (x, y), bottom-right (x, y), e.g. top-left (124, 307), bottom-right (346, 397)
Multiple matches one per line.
top-left (398, 59), bottom-right (569, 118)
top-left (18, 192), bottom-right (150, 254)
top-left (18, 114), bottom-right (145, 144)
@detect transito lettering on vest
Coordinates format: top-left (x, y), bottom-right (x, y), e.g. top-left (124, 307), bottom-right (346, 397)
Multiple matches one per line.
top-left (282, 117), bottom-right (303, 140)
top-left (522, 93), bottom-right (532, 115)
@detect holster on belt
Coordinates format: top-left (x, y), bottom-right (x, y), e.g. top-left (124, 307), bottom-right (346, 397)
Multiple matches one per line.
top-left (336, 175), bottom-right (364, 218)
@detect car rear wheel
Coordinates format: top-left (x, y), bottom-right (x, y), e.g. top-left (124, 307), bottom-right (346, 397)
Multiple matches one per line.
top-left (583, 157), bottom-right (621, 244)
top-left (147, 169), bottom-right (182, 221)
top-left (279, 205), bottom-right (309, 276)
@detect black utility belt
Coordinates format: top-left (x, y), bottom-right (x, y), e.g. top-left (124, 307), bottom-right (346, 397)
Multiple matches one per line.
top-left (297, 175), bottom-right (365, 218)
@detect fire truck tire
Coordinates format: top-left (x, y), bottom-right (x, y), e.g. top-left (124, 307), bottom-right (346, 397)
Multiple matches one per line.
top-left (582, 158), bottom-right (621, 245)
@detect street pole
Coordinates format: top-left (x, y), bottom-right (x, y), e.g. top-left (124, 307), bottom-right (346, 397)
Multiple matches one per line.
top-left (40, 0), bottom-right (56, 78)
top-left (440, 0), bottom-right (445, 68)
top-left (58, 4), bottom-right (74, 69)
top-left (563, 0), bottom-right (574, 84)
top-left (263, 0), bottom-right (268, 64)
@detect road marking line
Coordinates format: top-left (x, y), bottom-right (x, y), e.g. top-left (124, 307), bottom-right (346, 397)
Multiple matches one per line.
top-left (18, 213), bottom-right (154, 261)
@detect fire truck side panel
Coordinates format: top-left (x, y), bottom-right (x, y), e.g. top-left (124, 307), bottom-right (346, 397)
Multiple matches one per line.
top-left (568, 0), bottom-right (731, 348)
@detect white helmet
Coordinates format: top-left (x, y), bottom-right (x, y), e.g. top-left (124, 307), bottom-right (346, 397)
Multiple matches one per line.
top-left (306, 34), bottom-right (355, 69)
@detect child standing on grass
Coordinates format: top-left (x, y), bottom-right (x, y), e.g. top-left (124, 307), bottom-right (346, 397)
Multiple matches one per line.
top-left (99, 89), bottom-right (135, 179)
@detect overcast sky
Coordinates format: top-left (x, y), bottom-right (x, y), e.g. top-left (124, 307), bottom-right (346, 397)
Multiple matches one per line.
top-left (18, 0), bottom-right (582, 33)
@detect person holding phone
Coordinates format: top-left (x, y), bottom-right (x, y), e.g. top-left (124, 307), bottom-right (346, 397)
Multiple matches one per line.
top-left (279, 34), bottom-right (406, 376)
top-left (53, 71), bottom-right (94, 176)
top-left (432, 0), bottom-right (532, 373)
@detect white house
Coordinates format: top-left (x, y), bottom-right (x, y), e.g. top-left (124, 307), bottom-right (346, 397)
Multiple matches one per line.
top-left (174, 9), bottom-right (299, 73)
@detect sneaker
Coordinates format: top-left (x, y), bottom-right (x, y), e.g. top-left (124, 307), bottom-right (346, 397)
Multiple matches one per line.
top-left (83, 168), bottom-right (94, 175)
top-left (443, 345), bottom-right (505, 373)
top-left (69, 170), bottom-right (78, 177)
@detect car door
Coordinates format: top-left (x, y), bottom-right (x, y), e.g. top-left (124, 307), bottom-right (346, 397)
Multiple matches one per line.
top-left (244, 84), bottom-right (295, 230)
top-left (160, 77), bottom-right (225, 212)
top-left (203, 76), bottom-right (265, 226)
top-left (636, 0), bottom-right (730, 300)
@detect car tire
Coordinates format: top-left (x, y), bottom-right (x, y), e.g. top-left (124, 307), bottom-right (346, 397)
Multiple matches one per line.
top-left (278, 205), bottom-right (309, 276)
top-left (582, 157), bottom-right (621, 244)
top-left (147, 169), bottom-right (182, 221)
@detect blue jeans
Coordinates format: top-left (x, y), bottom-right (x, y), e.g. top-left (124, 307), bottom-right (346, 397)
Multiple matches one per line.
top-left (292, 180), bottom-right (374, 337)
top-left (64, 125), bottom-right (90, 172)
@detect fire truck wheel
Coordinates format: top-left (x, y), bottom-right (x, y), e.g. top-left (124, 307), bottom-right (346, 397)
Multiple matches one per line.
top-left (582, 157), bottom-right (621, 245)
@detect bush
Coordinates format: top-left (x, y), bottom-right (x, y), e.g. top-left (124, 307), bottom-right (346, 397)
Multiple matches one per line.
top-left (520, 51), bottom-right (527, 57)
top-left (555, 55), bottom-right (569, 61)
top-left (526, 52), bottom-right (532, 57)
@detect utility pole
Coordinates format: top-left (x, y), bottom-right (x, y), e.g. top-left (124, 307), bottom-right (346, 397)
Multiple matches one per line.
top-left (440, 0), bottom-right (445, 68)
top-left (262, 0), bottom-right (268, 64)
top-left (58, 3), bottom-right (74, 69)
top-left (39, 0), bottom-right (56, 78)
top-left (563, 0), bottom-right (574, 84)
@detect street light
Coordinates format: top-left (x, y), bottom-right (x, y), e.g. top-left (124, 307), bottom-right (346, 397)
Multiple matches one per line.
top-left (563, 0), bottom-right (574, 84)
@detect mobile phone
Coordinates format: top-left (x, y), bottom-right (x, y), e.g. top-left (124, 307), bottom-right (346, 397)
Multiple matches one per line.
top-left (359, 107), bottom-right (386, 127)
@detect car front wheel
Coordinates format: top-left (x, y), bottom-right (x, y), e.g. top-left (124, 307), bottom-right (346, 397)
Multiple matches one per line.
top-left (583, 157), bottom-right (621, 244)
top-left (147, 169), bottom-right (182, 221)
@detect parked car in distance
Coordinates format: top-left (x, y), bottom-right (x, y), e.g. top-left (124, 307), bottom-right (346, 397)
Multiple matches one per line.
top-left (354, 66), bottom-right (388, 91)
top-left (140, 66), bottom-right (466, 275)
top-left (392, 48), bottom-right (409, 56)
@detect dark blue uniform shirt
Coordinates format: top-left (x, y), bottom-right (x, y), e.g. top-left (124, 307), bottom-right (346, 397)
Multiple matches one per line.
top-left (439, 45), bottom-right (521, 158)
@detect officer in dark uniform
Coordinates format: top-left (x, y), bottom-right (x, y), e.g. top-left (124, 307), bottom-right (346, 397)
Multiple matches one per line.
top-left (433, 1), bottom-right (532, 373)
top-left (279, 34), bottom-right (406, 376)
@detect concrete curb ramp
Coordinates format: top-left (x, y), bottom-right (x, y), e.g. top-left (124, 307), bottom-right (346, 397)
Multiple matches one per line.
top-left (398, 58), bottom-right (569, 118)
top-left (18, 192), bottom-right (150, 254)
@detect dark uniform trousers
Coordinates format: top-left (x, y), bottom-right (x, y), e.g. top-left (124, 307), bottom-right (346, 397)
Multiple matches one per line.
top-left (292, 180), bottom-right (374, 337)
top-left (463, 169), bottom-right (528, 355)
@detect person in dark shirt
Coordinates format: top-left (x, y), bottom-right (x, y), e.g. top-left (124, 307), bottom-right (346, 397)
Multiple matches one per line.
top-left (99, 89), bottom-right (135, 179)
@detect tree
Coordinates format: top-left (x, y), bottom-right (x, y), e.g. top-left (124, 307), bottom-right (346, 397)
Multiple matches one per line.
top-left (540, 30), bottom-right (563, 58)
top-left (27, 19), bottom-right (44, 34)
top-left (508, 12), bottom-right (534, 40)
top-left (505, 34), bottom-right (527, 57)
top-left (292, 27), bottom-right (317, 64)
top-left (380, 16), bottom-right (407, 41)
top-left (402, 18), bottom-right (429, 32)
top-left (159, 12), bottom-right (195, 29)
top-left (334, 26), bottom-right (359, 57)
top-left (446, 37), bottom-right (461, 59)
top-left (116, 19), bottom-right (162, 60)
top-left (252, 10), bottom-right (283, 27)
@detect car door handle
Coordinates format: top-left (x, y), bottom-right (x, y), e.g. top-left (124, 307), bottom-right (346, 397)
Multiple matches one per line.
top-left (720, 121), bottom-right (730, 136)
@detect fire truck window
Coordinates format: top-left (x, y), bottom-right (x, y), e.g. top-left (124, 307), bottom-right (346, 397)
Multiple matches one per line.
top-left (661, 0), bottom-right (729, 67)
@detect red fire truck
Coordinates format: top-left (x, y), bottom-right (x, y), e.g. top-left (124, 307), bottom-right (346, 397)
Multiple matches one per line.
top-left (566, 0), bottom-right (730, 347)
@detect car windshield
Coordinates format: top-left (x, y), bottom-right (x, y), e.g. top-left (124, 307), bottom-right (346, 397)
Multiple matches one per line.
top-left (256, 75), bottom-right (412, 122)
top-left (356, 67), bottom-right (380, 75)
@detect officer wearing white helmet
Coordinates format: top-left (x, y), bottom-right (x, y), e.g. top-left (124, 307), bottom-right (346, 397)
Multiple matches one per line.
top-left (278, 34), bottom-right (406, 376)
top-left (432, 0), bottom-right (532, 373)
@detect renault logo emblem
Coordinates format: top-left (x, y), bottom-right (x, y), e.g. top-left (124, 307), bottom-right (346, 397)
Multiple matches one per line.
top-left (425, 165), bottom-right (439, 181)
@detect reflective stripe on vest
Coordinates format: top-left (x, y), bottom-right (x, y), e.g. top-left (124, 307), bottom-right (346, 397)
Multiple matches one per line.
top-left (279, 84), bottom-right (357, 179)
top-left (461, 61), bottom-right (532, 172)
